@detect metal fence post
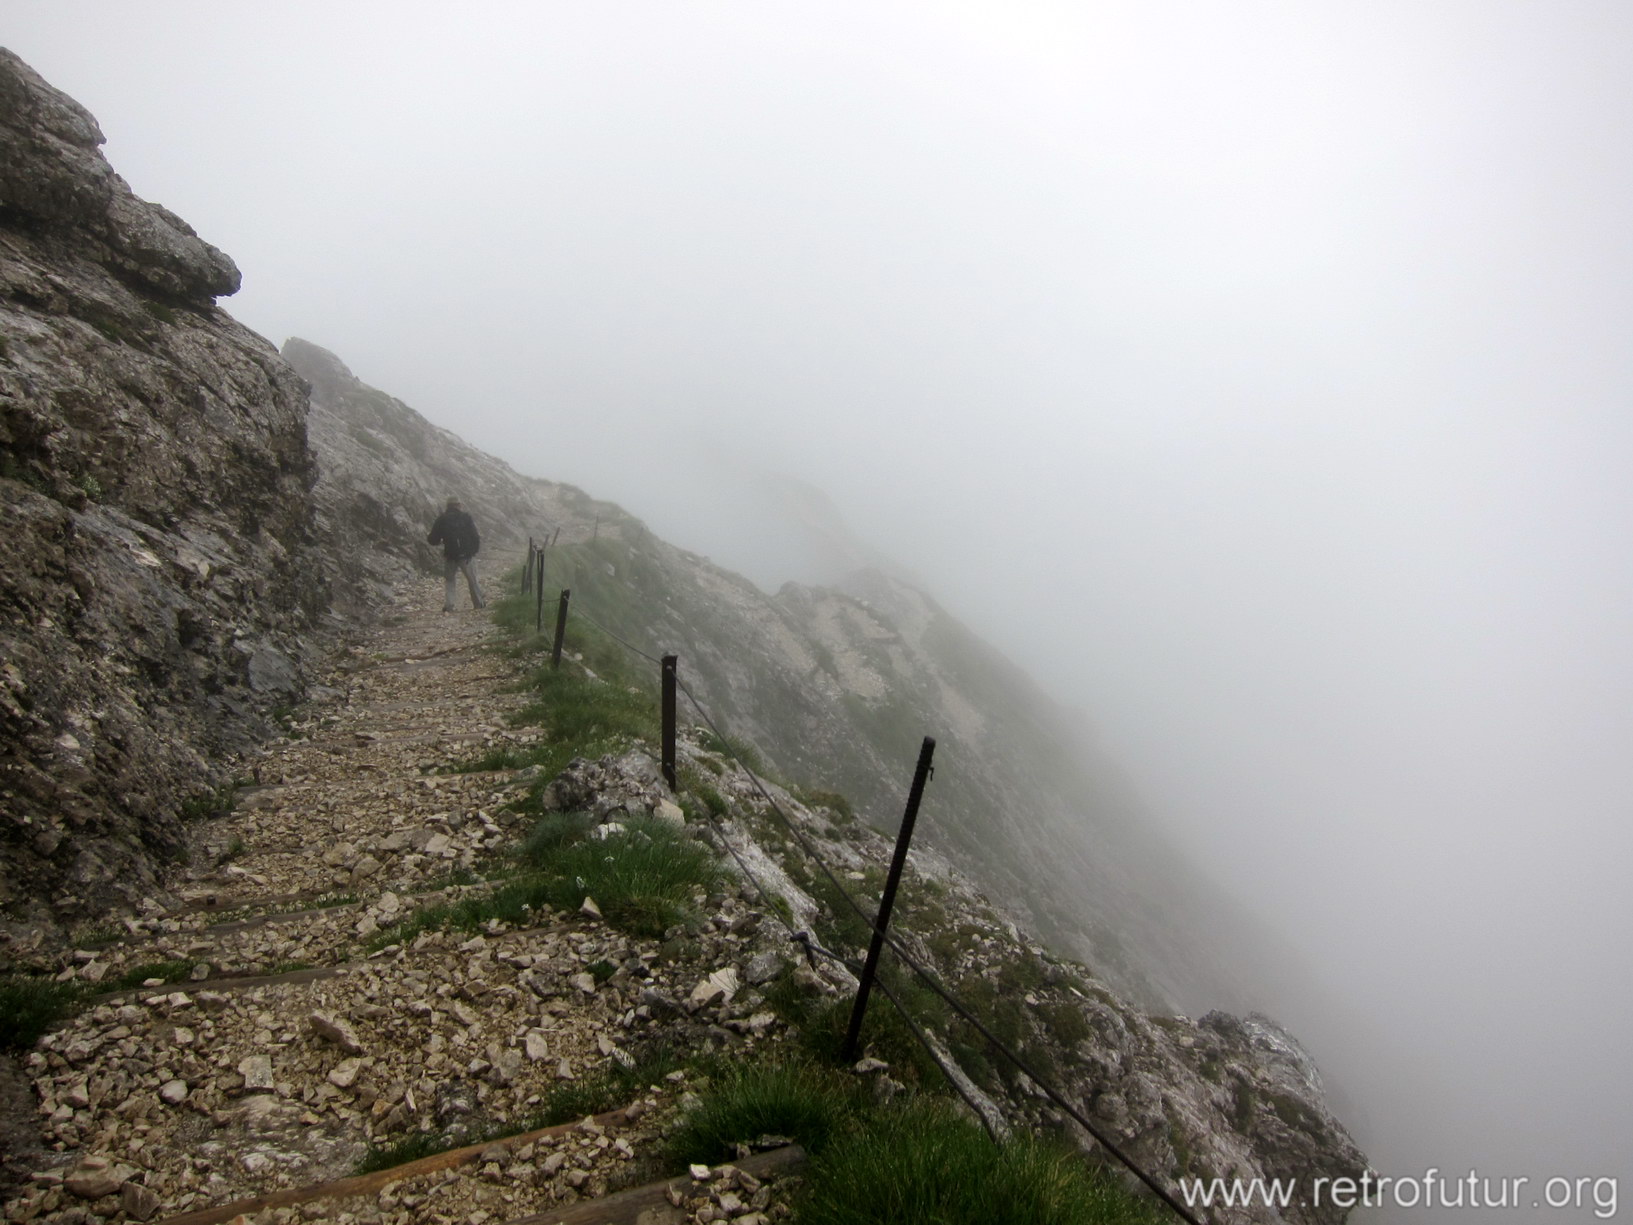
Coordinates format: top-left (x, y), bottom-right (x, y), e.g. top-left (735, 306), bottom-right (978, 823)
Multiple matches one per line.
top-left (523, 537), bottom-right (533, 593)
top-left (551, 589), bottom-right (571, 668)
top-left (661, 655), bottom-right (678, 790)
top-left (842, 736), bottom-right (936, 1063)
top-left (535, 554), bottom-right (546, 632)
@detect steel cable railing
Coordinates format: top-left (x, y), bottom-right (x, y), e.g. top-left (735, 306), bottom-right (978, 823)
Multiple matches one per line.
top-left (512, 547), bottom-right (1211, 1225)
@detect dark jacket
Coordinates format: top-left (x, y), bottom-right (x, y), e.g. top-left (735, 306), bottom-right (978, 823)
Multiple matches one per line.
top-left (428, 508), bottom-right (480, 561)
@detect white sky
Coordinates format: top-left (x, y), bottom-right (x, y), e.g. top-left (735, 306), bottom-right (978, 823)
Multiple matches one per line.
top-left (7, 2), bottom-right (1632, 1212)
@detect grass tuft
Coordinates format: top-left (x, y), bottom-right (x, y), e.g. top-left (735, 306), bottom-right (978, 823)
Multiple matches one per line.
top-left (377, 816), bottom-right (724, 946)
top-left (515, 811), bottom-right (597, 866)
top-left (107, 960), bottom-right (194, 992)
top-left (798, 1097), bottom-right (1167, 1225)
top-left (543, 818), bottom-right (725, 937)
top-left (538, 1037), bottom-right (691, 1127)
top-left (353, 1128), bottom-right (459, 1175)
top-left (0, 974), bottom-right (85, 1052)
top-left (666, 1060), bottom-right (864, 1167)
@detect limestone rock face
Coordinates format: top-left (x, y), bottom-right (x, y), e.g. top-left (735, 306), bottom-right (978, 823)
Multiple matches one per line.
top-left (0, 50), bottom-right (323, 931)
top-left (282, 337), bottom-right (592, 616)
top-left (0, 50), bottom-right (239, 303)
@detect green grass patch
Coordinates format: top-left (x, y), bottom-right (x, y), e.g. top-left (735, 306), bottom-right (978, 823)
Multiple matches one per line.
top-left (1037, 1000), bottom-right (1093, 1048)
top-left (797, 1097), bottom-right (1168, 1225)
top-left (700, 730), bottom-right (766, 776)
top-left (378, 816), bottom-right (724, 946)
top-left (452, 661), bottom-right (659, 785)
top-left (70, 925), bottom-right (123, 950)
top-left (538, 1037), bottom-right (691, 1126)
top-left (0, 974), bottom-right (85, 1052)
top-left (107, 960), bottom-right (194, 992)
top-left (666, 1060), bottom-right (866, 1167)
top-left (763, 965), bottom-right (945, 1086)
top-left (370, 876), bottom-right (559, 949)
top-left (353, 1128), bottom-right (460, 1175)
top-left (684, 778), bottom-right (728, 817)
top-left (793, 787), bottom-right (855, 824)
top-left (177, 784), bottom-right (237, 822)
top-left (544, 818), bottom-right (726, 937)
top-left (515, 811), bottom-right (598, 866)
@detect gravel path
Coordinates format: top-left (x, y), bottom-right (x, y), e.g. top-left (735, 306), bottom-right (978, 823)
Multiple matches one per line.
top-left (5, 588), bottom-right (801, 1225)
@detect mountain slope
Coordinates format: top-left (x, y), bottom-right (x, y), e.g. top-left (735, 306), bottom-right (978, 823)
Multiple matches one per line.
top-left (0, 53), bottom-right (1365, 1222)
top-left (288, 338), bottom-right (1304, 1022)
top-left (0, 49), bottom-right (323, 934)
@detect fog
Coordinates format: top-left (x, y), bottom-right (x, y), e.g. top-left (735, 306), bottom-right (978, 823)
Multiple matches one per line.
top-left (9, 2), bottom-right (1632, 1216)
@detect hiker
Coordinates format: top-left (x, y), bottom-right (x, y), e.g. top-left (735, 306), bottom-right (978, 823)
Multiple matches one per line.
top-left (427, 498), bottom-right (486, 611)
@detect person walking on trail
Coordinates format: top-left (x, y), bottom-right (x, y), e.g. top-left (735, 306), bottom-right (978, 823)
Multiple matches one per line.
top-left (427, 498), bottom-right (486, 611)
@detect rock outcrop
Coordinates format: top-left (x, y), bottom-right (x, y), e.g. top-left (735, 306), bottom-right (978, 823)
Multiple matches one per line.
top-left (0, 49), bottom-right (323, 931)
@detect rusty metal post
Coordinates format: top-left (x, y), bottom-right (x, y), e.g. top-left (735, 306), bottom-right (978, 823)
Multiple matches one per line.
top-left (523, 538), bottom-right (534, 593)
top-left (551, 589), bottom-right (571, 669)
top-left (841, 736), bottom-right (936, 1063)
top-left (661, 655), bottom-right (678, 790)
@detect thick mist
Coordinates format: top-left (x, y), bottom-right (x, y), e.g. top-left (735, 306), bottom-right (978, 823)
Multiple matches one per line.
top-left (8, 2), bottom-right (1632, 1217)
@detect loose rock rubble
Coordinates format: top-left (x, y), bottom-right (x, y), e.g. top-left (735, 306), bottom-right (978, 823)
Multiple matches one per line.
top-left (3, 588), bottom-right (834, 1224)
top-left (673, 1161), bottom-right (795, 1224)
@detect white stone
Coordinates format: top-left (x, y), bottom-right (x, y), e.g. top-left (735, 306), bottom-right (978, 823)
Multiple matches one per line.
top-left (310, 1011), bottom-right (364, 1055)
top-left (159, 1079), bottom-right (189, 1105)
top-left (328, 1057), bottom-right (364, 1089)
top-left (689, 967), bottom-right (739, 1007)
top-left (65, 1157), bottom-right (120, 1199)
top-left (238, 1054), bottom-right (274, 1091)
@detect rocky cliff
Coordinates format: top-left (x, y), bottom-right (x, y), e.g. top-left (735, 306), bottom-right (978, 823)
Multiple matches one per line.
top-left (0, 49), bottom-right (323, 933)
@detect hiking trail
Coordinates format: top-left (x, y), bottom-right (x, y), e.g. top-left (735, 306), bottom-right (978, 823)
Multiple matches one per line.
top-left (4, 585), bottom-right (798, 1225)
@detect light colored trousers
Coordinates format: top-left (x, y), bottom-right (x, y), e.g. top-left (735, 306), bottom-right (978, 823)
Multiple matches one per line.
top-left (443, 557), bottom-right (485, 610)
